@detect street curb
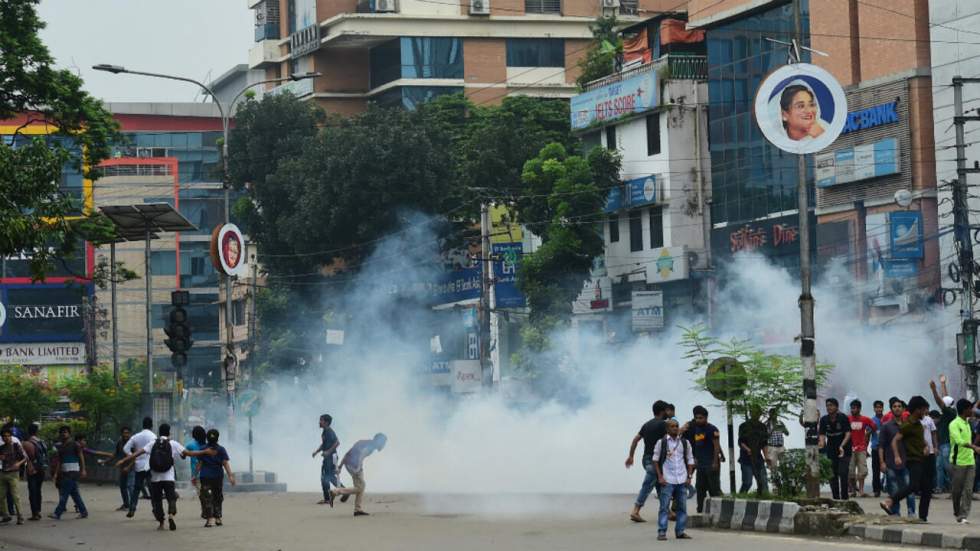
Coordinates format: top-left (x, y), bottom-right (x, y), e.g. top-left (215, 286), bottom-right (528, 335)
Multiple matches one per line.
top-left (849, 524), bottom-right (980, 550)
top-left (703, 497), bottom-right (799, 534)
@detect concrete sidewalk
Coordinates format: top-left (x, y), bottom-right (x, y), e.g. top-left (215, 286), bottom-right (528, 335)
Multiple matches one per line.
top-left (848, 494), bottom-right (980, 549)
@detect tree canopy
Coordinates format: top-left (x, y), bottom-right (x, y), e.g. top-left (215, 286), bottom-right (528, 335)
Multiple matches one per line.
top-left (0, 0), bottom-right (119, 280)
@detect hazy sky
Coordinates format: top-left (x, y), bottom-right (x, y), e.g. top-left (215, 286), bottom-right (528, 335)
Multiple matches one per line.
top-left (37, 0), bottom-right (254, 103)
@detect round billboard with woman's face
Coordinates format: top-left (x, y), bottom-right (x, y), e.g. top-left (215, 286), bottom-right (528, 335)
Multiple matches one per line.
top-left (754, 63), bottom-right (847, 155)
top-left (211, 223), bottom-right (246, 276)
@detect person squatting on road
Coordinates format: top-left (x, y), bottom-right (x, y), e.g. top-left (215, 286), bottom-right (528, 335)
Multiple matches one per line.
top-left (198, 429), bottom-right (235, 527)
top-left (0, 426), bottom-right (26, 524)
top-left (331, 433), bottom-right (387, 517)
top-left (652, 419), bottom-right (695, 541)
top-left (880, 396), bottom-right (932, 521)
top-left (626, 400), bottom-right (669, 523)
top-left (683, 406), bottom-right (722, 514)
top-left (314, 414), bottom-right (340, 506)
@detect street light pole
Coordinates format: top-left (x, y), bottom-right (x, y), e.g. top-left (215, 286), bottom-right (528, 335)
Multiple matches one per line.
top-left (92, 64), bottom-right (320, 414)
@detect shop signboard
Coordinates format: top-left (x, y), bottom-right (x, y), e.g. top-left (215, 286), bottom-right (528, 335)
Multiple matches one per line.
top-left (815, 137), bottom-right (899, 188)
top-left (571, 70), bottom-right (657, 130)
top-left (451, 360), bottom-right (482, 394)
top-left (492, 242), bottom-right (525, 308)
top-left (0, 284), bottom-right (89, 343)
top-left (631, 290), bottom-right (664, 331)
top-left (889, 211), bottom-right (924, 259)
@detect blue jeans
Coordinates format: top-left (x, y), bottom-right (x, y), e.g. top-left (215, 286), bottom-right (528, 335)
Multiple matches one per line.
top-left (129, 470), bottom-right (150, 514)
top-left (53, 478), bottom-right (87, 517)
top-left (321, 460), bottom-right (338, 501)
top-left (886, 467), bottom-right (915, 514)
top-left (635, 458), bottom-right (659, 507)
top-left (937, 444), bottom-right (951, 491)
top-left (658, 483), bottom-right (688, 535)
top-left (739, 462), bottom-right (769, 495)
top-left (119, 470), bottom-right (135, 509)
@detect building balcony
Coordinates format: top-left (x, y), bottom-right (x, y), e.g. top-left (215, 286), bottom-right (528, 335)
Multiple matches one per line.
top-left (582, 54), bottom-right (707, 92)
top-left (267, 77), bottom-right (315, 98)
top-left (248, 39), bottom-right (283, 69)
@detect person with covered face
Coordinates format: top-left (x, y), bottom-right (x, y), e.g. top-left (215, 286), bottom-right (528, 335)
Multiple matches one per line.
top-left (780, 83), bottom-right (826, 141)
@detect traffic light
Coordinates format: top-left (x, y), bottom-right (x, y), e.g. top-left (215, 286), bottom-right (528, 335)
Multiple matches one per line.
top-left (165, 291), bottom-right (193, 377)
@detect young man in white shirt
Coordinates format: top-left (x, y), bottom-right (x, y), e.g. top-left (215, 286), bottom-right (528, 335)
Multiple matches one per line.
top-left (119, 423), bottom-right (209, 531)
top-left (122, 417), bottom-right (156, 518)
top-left (652, 419), bottom-right (695, 541)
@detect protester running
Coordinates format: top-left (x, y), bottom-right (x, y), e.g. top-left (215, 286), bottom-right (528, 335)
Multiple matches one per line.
top-left (331, 433), bottom-right (387, 517)
top-left (314, 414), bottom-right (340, 506)
top-left (123, 417), bottom-right (156, 518)
top-left (626, 400), bottom-right (669, 522)
top-left (880, 396), bottom-right (932, 520)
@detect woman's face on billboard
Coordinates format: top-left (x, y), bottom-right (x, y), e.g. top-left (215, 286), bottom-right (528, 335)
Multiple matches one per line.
top-left (781, 89), bottom-right (822, 140)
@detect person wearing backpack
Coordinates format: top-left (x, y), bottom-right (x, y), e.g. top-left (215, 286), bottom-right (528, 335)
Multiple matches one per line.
top-left (117, 423), bottom-right (194, 531)
top-left (20, 423), bottom-right (48, 521)
top-left (652, 419), bottom-right (695, 541)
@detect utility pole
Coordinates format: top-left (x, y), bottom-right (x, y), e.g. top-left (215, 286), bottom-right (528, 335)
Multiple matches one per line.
top-left (952, 76), bottom-right (980, 400)
top-left (110, 242), bottom-right (120, 387)
top-left (248, 251), bottom-right (258, 383)
top-left (792, 0), bottom-right (820, 499)
top-left (479, 203), bottom-right (493, 387)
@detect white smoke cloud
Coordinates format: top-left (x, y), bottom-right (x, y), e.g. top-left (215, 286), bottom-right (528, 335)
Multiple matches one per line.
top-left (222, 220), bottom-right (949, 505)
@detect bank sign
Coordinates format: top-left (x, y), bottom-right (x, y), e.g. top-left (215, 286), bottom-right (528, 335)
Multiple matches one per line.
top-left (571, 70), bottom-right (657, 130)
top-left (0, 284), bottom-right (89, 343)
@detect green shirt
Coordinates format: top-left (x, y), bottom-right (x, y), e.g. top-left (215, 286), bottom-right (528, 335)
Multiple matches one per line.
top-left (949, 416), bottom-right (976, 467)
top-left (899, 420), bottom-right (926, 462)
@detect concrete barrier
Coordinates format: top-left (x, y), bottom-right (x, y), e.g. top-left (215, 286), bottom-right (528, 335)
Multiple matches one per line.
top-left (703, 497), bottom-right (800, 534)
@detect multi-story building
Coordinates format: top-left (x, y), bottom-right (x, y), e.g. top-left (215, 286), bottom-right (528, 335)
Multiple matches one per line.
top-left (569, 14), bottom-right (710, 340)
top-left (93, 103), bottom-right (228, 389)
top-left (687, 0), bottom-right (939, 327)
top-left (247, 0), bottom-right (687, 112)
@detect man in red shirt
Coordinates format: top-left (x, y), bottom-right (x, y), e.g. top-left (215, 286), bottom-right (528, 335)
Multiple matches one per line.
top-left (848, 399), bottom-right (876, 497)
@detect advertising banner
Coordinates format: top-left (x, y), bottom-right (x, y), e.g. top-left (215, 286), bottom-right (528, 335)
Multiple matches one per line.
top-left (492, 242), bottom-right (525, 308)
top-left (645, 247), bottom-right (689, 284)
top-left (754, 63), bottom-right (848, 155)
top-left (0, 284), bottom-right (89, 343)
top-left (627, 175), bottom-right (658, 208)
top-left (450, 359), bottom-right (482, 394)
top-left (631, 290), bottom-right (664, 331)
top-left (815, 137), bottom-right (899, 188)
top-left (604, 184), bottom-right (624, 213)
top-left (0, 342), bottom-right (85, 365)
top-left (889, 211), bottom-right (924, 259)
top-left (571, 70), bottom-right (657, 130)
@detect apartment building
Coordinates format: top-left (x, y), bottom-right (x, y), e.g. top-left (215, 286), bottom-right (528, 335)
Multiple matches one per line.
top-left (247, 0), bottom-right (688, 112)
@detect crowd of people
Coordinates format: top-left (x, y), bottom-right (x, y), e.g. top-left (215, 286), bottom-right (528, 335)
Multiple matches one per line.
top-left (625, 375), bottom-right (980, 536)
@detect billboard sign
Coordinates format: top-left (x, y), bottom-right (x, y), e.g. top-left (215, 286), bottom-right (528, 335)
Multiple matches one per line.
top-left (631, 290), bottom-right (664, 331)
top-left (889, 211), bottom-right (924, 259)
top-left (0, 343), bottom-right (85, 365)
top-left (627, 175), bottom-right (657, 208)
top-left (815, 137), bottom-right (899, 188)
top-left (645, 246), bottom-right (689, 284)
top-left (210, 223), bottom-right (247, 277)
top-left (451, 359), bottom-right (482, 394)
top-left (571, 70), bottom-right (657, 130)
top-left (492, 242), bottom-right (525, 308)
top-left (0, 284), bottom-right (89, 343)
top-left (754, 63), bottom-right (848, 154)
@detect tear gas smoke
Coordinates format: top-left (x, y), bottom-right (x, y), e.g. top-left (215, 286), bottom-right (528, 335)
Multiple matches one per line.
top-left (220, 217), bottom-right (948, 504)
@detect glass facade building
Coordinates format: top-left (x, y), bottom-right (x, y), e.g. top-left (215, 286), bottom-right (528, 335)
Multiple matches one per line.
top-left (706, 1), bottom-right (811, 226)
top-left (370, 37), bottom-right (464, 89)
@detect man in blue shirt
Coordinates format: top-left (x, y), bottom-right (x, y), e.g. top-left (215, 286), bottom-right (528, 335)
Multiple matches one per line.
top-left (312, 414), bottom-right (339, 506)
top-left (871, 400), bottom-right (884, 497)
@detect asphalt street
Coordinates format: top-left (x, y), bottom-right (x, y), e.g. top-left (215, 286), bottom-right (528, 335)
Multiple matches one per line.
top-left (0, 484), bottom-right (941, 551)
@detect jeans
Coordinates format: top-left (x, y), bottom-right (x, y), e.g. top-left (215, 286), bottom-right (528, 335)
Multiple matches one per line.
top-left (827, 453), bottom-right (850, 500)
top-left (658, 483), bottom-right (688, 535)
top-left (321, 460), bottom-right (338, 501)
top-left (635, 457), bottom-right (660, 507)
top-left (53, 477), bottom-right (87, 517)
top-left (119, 470), bottom-right (135, 509)
top-left (891, 460), bottom-right (932, 521)
top-left (149, 481), bottom-right (177, 523)
top-left (871, 448), bottom-right (882, 495)
top-left (951, 464), bottom-right (976, 520)
top-left (694, 465), bottom-right (722, 513)
top-left (937, 444), bottom-right (952, 491)
top-left (739, 462), bottom-right (768, 495)
top-left (26, 472), bottom-right (43, 516)
top-left (886, 467), bottom-right (915, 514)
top-left (129, 470), bottom-right (150, 514)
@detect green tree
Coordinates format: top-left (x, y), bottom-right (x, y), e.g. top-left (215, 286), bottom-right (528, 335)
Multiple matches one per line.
top-left (679, 324), bottom-right (834, 420)
top-left (0, 0), bottom-right (120, 280)
top-left (60, 367), bottom-right (140, 442)
top-left (0, 367), bottom-right (57, 427)
top-left (576, 15), bottom-right (622, 89)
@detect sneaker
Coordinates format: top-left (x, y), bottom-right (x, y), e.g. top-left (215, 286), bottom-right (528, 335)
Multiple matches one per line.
top-left (657, 534), bottom-right (667, 541)
top-left (676, 533), bottom-right (692, 540)
top-left (340, 494), bottom-right (350, 503)
top-left (126, 510), bottom-right (135, 518)
top-left (959, 518), bottom-right (971, 524)
top-left (169, 518), bottom-right (176, 531)
top-left (353, 511), bottom-right (370, 517)
top-left (77, 513), bottom-right (88, 519)
top-left (47, 514), bottom-right (60, 520)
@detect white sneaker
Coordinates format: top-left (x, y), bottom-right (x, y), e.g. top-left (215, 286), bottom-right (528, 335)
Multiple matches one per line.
top-left (958, 518), bottom-right (971, 524)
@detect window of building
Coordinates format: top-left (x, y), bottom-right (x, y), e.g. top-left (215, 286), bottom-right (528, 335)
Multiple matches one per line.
top-left (505, 38), bottom-right (564, 67)
top-left (525, 0), bottom-right (560, 14)
top-left (150, 251), bottom-right (177, 276)
top-left (649, 206), bottom-right (663, 249)
top-left (370, 38), bottom-right (464, 89)
top-left (608, 215), bottom-right (620, 243)
top-left (629, 210), bottom-right (643, 252)
top-left (605, 125), bottom-right (617, 151)
top-left (373, 86), bottom-right (464, 110)
top-left (232, 299), bottom-right (247, 326)
top-left (646, 114), bottom-right (661, 156)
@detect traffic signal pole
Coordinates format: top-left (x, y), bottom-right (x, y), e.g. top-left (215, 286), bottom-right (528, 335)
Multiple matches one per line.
top-left (953, 76), bottom-right (980, 399)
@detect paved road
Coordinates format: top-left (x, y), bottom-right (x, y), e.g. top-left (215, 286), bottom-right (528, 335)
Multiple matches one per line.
top-left (0, 483), bottom-right (938, 551)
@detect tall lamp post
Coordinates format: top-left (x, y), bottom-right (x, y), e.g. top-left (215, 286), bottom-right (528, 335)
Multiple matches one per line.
top-left (92, 64), bottom-right (319, 411)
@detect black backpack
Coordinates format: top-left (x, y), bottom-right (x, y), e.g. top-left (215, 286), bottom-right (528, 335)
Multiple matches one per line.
top-left (657, 436), bottom-right (690, 468)
top-left (31, 439), bottom-right (49, 473)
top-left (149, 438), bottom-right (174, 473)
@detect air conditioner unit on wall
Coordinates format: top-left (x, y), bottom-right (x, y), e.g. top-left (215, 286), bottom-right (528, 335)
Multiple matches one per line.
top-left (470, 0), bottom-right (490, 15)
top-left (375, 0), bottom-right (397, 12)
top-left (601, 0), bottom-right (620, 8)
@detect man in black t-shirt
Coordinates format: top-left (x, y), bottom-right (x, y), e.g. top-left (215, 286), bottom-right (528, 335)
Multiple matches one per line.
top-left (312, 414), bottom-right (340, 506)
top-left (819, 398), bottom-right (852, 500)
top-left (684, 405), bottom-right (723, 513)
top-left (626, 400), bottom-right (669, 523)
